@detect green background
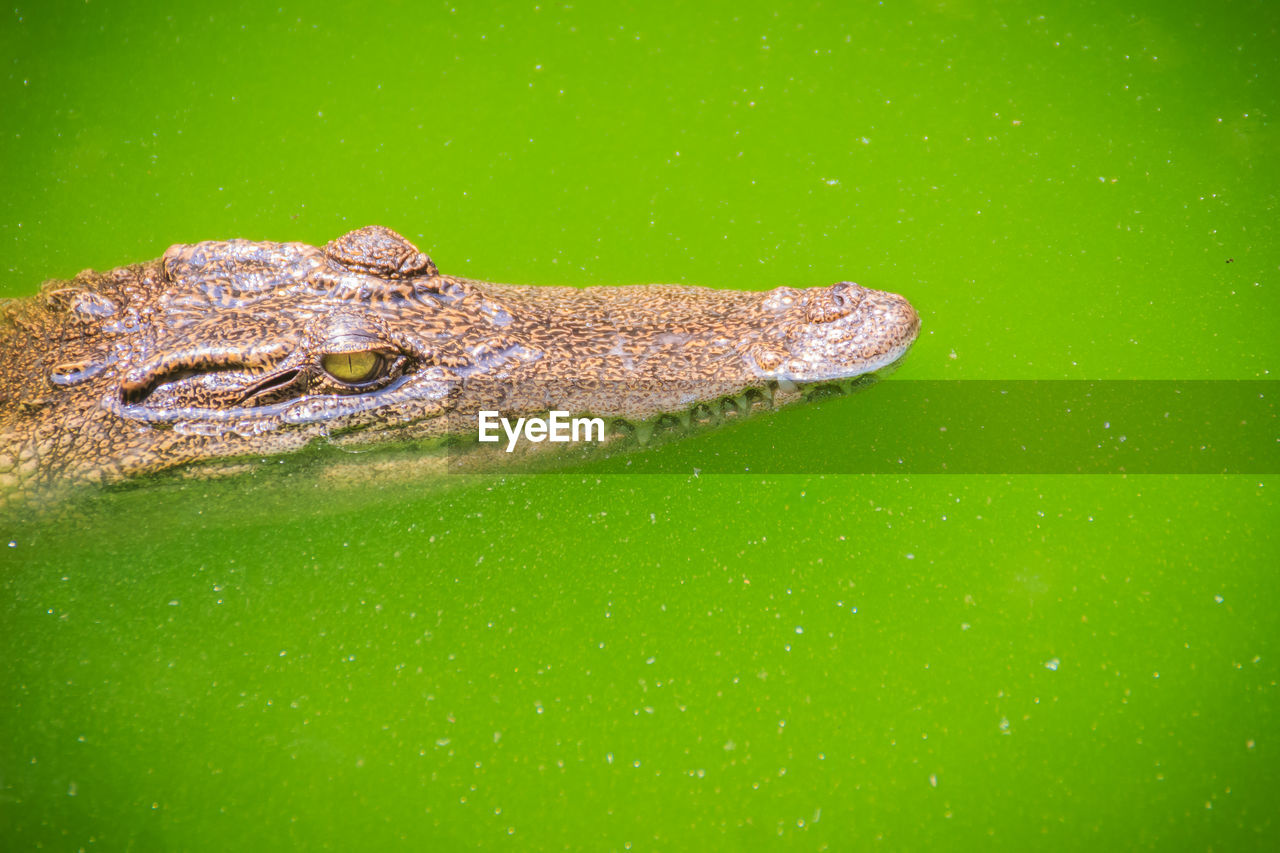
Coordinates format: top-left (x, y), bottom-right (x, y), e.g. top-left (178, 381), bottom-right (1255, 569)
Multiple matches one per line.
top-left (2, 1), bottom-right (1277, 849)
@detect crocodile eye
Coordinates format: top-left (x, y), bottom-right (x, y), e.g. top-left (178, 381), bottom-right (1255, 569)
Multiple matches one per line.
top-left (321, 350), bottom-right (384, 384)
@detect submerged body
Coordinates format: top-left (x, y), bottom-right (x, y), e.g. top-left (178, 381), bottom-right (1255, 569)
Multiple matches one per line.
top-left (0, 227), bottom-right (919, 500)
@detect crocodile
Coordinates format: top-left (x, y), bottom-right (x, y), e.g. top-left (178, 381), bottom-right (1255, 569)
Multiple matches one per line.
top-left (0, 226), bottom-right (919, 503)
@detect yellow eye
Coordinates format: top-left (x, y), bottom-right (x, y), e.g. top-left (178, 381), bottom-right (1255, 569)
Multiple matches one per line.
top-left (321, 351), bottom-right (383, 384)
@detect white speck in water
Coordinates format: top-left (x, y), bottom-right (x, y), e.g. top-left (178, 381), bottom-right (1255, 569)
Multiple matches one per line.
top-left (929, 774), bottom-right (938, 788)
top-left (1214, 594), bottom-right (1225, 604)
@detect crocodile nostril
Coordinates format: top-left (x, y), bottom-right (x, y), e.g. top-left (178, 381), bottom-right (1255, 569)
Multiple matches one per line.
top-left (831, 281), bottom-right (864, 304)
top-left (806, 282), bottom-right (865, 323)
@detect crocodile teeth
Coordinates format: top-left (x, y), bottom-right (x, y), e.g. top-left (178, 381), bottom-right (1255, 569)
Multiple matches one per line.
top-left (721, 395), bottom-right (748, 418)
top-left (803, 382), bottom-right (844, 401)
top-left (556, 371), bottom-right (887, 451)
top-left (633, 421), bottom-right (655, 446)
top-left (654, 414), bottom-right (683, 434)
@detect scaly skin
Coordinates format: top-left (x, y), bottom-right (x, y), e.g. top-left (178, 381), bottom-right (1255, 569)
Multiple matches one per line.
top-left (0, 226), bottom-right (919, 503)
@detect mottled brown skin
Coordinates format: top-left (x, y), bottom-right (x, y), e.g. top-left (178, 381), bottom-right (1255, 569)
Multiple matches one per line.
top-left (0, 226), bottom-right (919, 503)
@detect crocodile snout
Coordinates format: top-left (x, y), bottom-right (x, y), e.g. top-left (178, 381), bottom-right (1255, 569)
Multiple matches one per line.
top-left (806, 281), bottom-right (866, 323)
top-left (857, 284), bottom-right (920, 342)
top-left (835, 283), bottom-right (920, 373)
top-left (750, 281), bottom-right (920, 383)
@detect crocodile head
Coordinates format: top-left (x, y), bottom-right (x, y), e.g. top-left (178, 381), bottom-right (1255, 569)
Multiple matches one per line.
top-left (0, 226), bottom-right (919, 492)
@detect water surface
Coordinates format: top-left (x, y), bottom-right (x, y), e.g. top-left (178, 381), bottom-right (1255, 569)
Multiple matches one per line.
top-left (2, 1), bottom-right (1276, 848)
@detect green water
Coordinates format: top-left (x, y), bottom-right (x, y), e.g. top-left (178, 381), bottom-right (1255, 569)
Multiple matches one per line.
top-left (2, 1), bottom-right (1277, 849)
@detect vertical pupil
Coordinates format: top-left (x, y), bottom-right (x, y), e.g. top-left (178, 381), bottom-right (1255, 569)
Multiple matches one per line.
top-left (323, 351), bottom-right (379, 382)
